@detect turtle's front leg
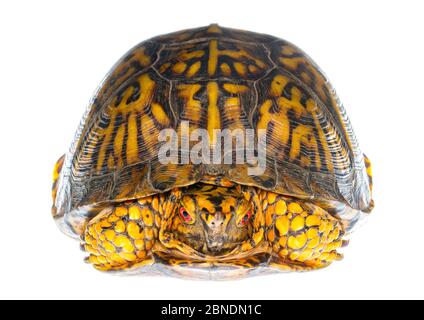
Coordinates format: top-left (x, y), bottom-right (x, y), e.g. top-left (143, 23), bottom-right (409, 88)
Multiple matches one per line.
top-left (261, 191), bottom-right (346, 270)
top-left (82, 195), bottom-right (162, 271)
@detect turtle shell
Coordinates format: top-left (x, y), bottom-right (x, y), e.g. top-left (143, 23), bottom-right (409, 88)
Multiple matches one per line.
top-left (53, 25), bottom-right (372, 236)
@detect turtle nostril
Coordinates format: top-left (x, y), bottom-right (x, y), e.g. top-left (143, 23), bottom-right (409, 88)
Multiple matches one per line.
top-left (210, 221), bottom-right (224, 228)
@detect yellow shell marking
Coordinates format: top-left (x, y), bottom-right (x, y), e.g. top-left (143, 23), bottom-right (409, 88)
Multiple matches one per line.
top-left (186, 61), bottom-right (202, 78)
top-left (95, 73), bottom-right (156, 172)
top-left (172, 62), bottom-right (187, 74)
top-left (126, 113), bottom-right (139, 164)
top-left (51, 155), bottom-right (64, 204)
top-left (151, 103), bottom-right (170, 127)
top-left (207, 40), bottom-right (266, 77)
top-left (277, 44), bottom-right (355, 156)
top-left (233, 62), bottom-right (247, 76)
top-left (177, 84), bottom-right (203, 123)
top-left (208, 40), bottom-right (219, 76)
top-left (258, 99), bottom-right (290, 146)
top-left (207, 82), bottom-right (221, 146)
top-left (220, 63), bottom-right (231, 76)
top-left (133, 47), bottom-right (151, 67)
top-left (222, 84), bottom-right (249, 130)
top-left (97, 46), bottom-right (152, 104)
top-left (207, 24), bottom-right (223, 34)
top-left (257, 74), bottom-right (339, 172)
top-left (179, 50), bottom-right (205, 60)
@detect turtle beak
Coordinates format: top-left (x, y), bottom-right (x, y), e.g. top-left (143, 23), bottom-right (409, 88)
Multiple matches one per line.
top-left (205, 234), bottom-right (228, 252)
top-left (203, 212), bottom-right (229, 253)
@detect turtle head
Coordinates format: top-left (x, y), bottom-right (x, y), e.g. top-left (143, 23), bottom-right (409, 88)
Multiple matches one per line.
top-left (170, 184), bottom-right (253, 256)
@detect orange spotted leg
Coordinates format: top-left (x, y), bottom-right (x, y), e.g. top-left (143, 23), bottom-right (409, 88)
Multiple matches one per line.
top-left (82, 196), bottom-right (161, 271)
top-left (262, 192), bottom-right (345, 270)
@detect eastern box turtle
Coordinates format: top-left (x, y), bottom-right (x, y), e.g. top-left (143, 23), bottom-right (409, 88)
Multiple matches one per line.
top-left (52, 25), bottom-right (374, 279)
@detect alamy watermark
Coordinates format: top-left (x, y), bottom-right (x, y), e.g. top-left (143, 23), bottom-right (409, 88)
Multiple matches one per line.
top-left (158, 121), bottom-right (267, 176)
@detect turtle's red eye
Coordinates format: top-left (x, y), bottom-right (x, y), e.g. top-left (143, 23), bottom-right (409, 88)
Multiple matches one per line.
top-left (241, 211), bottom-right (252, 226)
top-left (179, 207), bottom-right (192, 222)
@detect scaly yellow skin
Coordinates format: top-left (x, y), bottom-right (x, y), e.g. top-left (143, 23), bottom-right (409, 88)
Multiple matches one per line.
top-left (82, 184), bottom-right (344, 272)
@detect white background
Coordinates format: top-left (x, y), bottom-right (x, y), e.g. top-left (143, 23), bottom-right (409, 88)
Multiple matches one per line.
top-left (0, 0), bottom-right (423, 300)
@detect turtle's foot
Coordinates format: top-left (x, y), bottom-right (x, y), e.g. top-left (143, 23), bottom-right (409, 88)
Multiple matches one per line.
top-left (82, 197), bottom-right (160, 271)
top-left (261, 192), bottom-right (346, 271)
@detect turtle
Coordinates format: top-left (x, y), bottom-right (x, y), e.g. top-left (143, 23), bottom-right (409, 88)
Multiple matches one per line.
top-left (52, 24), bottom-right (374, 279)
